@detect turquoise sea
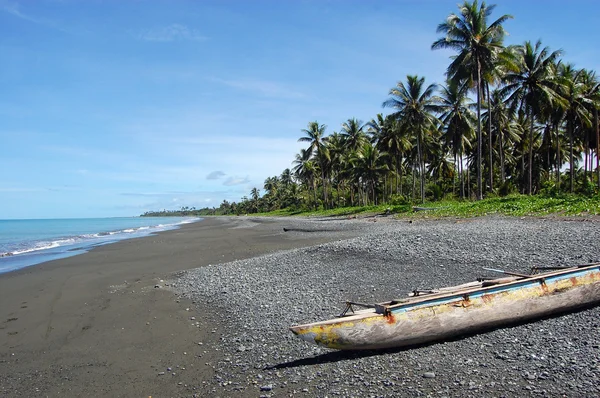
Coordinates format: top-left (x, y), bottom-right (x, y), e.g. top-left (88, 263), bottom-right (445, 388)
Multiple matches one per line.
top-left (0, 217), bottom-right (201, 274)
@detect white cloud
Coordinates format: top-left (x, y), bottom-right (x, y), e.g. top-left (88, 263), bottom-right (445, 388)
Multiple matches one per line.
top-left (206, 170), bottom-right (226, 180)
top-left (223, 176), bottom-right (249, 186)
top-left (210, 77), bottom-right (307, 100)
top-left (134, 24), bottom-right (207, 42)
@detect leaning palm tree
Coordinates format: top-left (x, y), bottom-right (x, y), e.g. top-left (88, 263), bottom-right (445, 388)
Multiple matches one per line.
top-left (501, 40), bottom-right (564, 194)
top-left (298, 121), bottom-right (329, 208)
top-left (432, 0), bottom-right (512, 199)
top-left (383, 75), bottom-right (440, 203)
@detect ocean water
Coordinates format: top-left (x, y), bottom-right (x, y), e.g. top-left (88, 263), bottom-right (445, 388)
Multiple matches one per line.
top-left (0, 217), bottom-right (201, 274)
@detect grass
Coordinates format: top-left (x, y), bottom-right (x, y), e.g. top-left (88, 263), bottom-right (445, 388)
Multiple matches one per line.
top-left (253, 194), bottom-right (600, 219)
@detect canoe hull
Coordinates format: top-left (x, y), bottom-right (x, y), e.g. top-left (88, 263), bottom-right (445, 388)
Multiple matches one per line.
top-left (290, 265), bottom-right (600, 350)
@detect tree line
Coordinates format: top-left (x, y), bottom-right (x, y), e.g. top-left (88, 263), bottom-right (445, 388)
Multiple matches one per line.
top-left (146, 1), bottom-right (600, 217)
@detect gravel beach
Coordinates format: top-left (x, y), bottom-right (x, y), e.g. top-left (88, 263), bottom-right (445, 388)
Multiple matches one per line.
top-left (176, 216), bottom-right (600, 398)
top-left (2, 215), bottom-right (599, 397)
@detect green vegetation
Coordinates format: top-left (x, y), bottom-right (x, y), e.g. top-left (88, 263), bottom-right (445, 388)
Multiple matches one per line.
top-left (142, 194), bottom-right (600, 219)
top-left (143, 1), bottom-right (600, 219)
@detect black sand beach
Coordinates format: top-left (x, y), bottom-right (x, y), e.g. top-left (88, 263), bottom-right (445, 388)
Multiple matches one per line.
top-left (2, 215), bottom-right (600, 397)
top-left (0, 217), bottom-right (366, 397)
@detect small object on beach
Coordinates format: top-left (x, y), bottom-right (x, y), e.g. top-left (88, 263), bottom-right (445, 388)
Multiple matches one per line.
top-left (190, 316), bottom-right (195, 320)
top-left (260, 384), bottom-right (273, 391)
top-left (154, 284), bottom-right (160, 288)
top-left (167, 367), bottom-right (172, 371)
top-left (423, 372), bottom-right (436, 378)
top-left (158, 372), bottom-right (165, 376)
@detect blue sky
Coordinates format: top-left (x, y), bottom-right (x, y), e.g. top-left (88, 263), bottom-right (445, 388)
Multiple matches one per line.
top-left (1, 0), bottom-right (598, 219)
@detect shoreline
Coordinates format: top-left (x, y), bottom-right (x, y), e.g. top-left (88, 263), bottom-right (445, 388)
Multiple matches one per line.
top-left (0, 216), bottom-right (369, 397)
top-left (0, 216), bottom-right (200, 275)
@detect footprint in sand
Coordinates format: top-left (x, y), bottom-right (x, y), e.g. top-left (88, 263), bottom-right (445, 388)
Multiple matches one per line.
top-left (7, 317), bottom-right (18, 322)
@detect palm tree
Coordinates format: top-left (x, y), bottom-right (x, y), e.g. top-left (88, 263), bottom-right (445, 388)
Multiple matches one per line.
top-left (579, 69), bottom-right (600, 188)
top-left (432, 0), bottom-right (512, 199)
top-left (369, 114), bottom-right (412, 198)
top-left (250, 187), bottom-right (260, 213)
top-left (383, 75), bottom-right (440, 203)
top-left (292, 149), bottom-right (318, 209)
top-left (324, 132), bottom-right (346, 207)
top-left (340, 118), bottom-right (369, 152)
top-left (298, 121), bottom-right (328, 208)
top-left (438, 80), bottom-right (475, 198)
top-left (483, 88), bottom-right (512, 185)
top-left (280, 168), bottom-right (293, 188)
top-left (502, 40), bottom-right (563, 194)
top-left (350, 143), bottom-right (388, 205)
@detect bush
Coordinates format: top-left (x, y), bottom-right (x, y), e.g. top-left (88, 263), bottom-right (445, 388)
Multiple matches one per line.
top-left (389, 194), bottom-right (409, 205)
top-left (426, 183), bottom-right (443, 201)
top-left (498, 180), bottom-right (516, 197)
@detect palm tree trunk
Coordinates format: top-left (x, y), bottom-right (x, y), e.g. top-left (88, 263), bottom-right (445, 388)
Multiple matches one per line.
top-left (460, 152), bottom-right (465, 199)
top-left (584, 128), bottom-right (589, 183)
top-left (476, 62), bottom-right (483, 200)
top-left (487, 83), bottom-right (493, 193)
top-left (528, 109), bottom-right (534, 195)
top-left (595, 108), bottom-right (599, 190)
top-left (312, 179), bottom-right (318, 210)
top-left (569, 117), bottom-right (574, 193)
top-left (412, 167), bottom-right (416, 202)
top-left (321, 169), bottom-right (327, 209)
top-left (499, 123), bottom-right (505, 184)
top-left (417, 133), bottom-right (425, 203)
top-left (395, 157), bottom-right (400, 195)
top-left (453, 153), bottom-right (458, 198)
top-left (556, 124), bottom-right (561, 188)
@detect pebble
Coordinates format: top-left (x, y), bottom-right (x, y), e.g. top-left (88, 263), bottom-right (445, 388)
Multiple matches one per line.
top-left (175, 217), bottom-right (600, 398)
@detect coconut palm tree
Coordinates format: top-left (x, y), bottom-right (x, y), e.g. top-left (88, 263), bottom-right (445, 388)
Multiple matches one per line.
top-left (437, 80), bottom-right (475, 198)
top-left (350, 143), bottom-right (389, 205)
top-left (483, 88), bottom-right (512, 185)
top-left (340, 118), bottom-right (369, 152)
top-left (501, 40), bottom-right (563, 194)
top-left (579, 69), bottom-right (600, 188)
top-left (298, 121), bottom-right (329, 207)
top-left (292, 149), bottom-right (318, 209)
top-left (383, 75), bottom-right (441, 203)
top-left (432, 0), bottom-right (512, 199)
top-left (324, 132), bottom-right (346, 207)
top-left (369, 114), bottom-right (412, 198)
top-left (555, 64), bottom-right (591, 192)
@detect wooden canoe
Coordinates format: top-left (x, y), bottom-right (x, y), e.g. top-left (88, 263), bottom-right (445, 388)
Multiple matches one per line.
top-left (290, 263), bottom-right (600, 350)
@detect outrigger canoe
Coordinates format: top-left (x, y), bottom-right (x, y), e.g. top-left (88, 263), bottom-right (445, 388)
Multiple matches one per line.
top-left (290, 262), bottom-right (600, 350)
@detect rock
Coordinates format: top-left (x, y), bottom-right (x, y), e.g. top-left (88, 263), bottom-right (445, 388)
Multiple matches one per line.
top-left (423, 372), bottom-right (436, 378)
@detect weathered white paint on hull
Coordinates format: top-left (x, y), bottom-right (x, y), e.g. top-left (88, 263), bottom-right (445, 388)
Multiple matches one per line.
top-left (290, 265), bottom-right (600, 350)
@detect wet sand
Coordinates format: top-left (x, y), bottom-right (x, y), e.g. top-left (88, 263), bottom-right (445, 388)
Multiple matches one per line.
top-left (0, 216), bottom-right (359, 397)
